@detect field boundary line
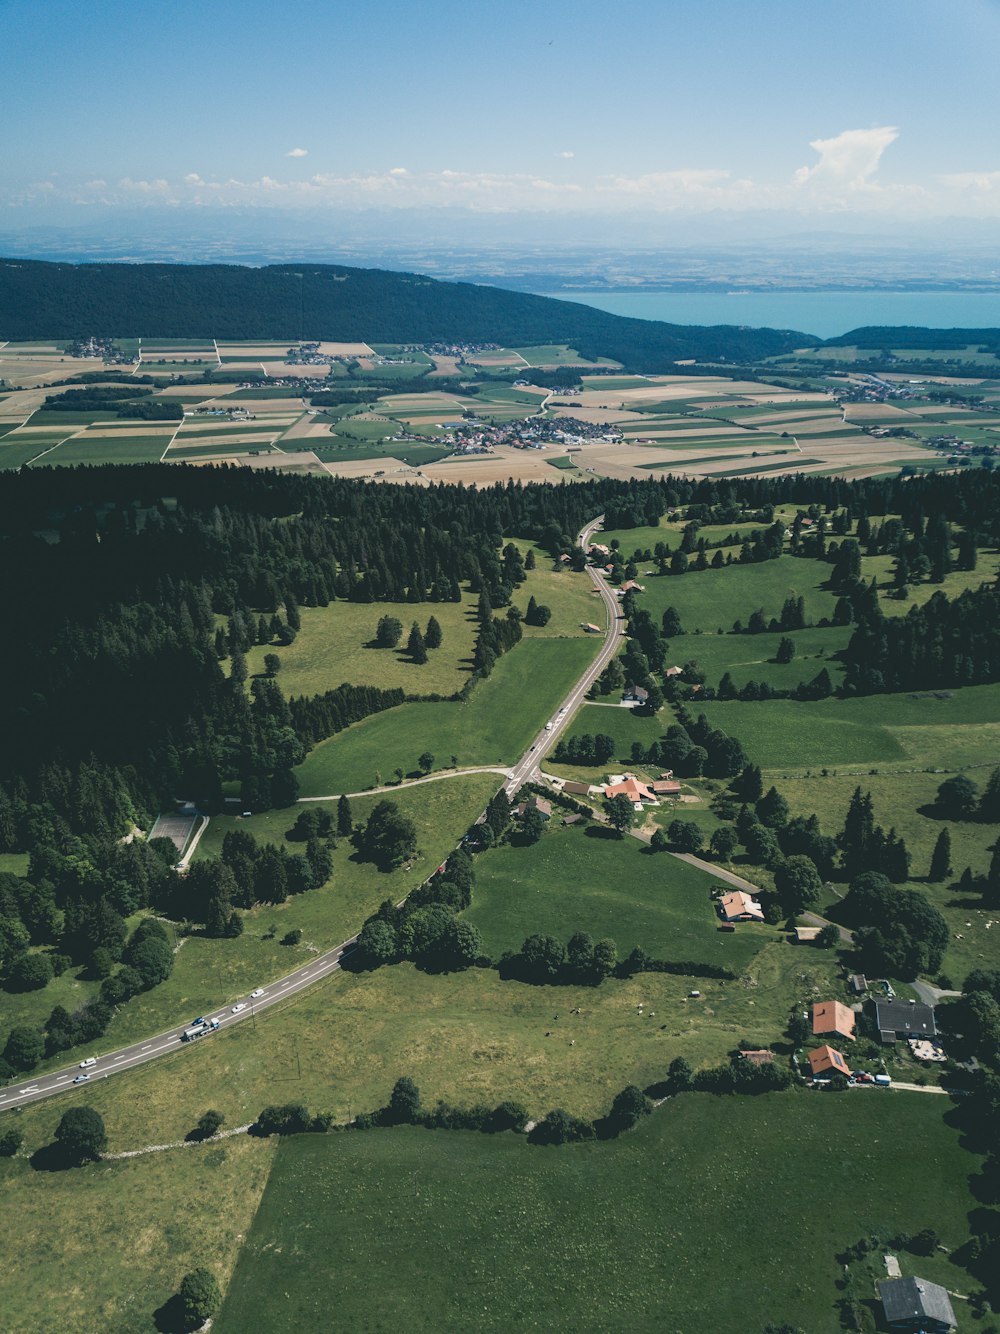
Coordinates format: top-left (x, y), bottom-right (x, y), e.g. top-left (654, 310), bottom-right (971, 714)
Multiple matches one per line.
top-left (27, 426), bottom-right (87, 466)
top-left (160, 419), bottom-right (185, 462)
top-left (298, 766), bottom-right (514, 803)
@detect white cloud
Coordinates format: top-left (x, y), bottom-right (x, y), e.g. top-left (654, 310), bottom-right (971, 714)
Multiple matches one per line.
top-left (559, 150), bottom-right (575, 159)
top-left (286, 147), bottom-right (308, 158)
top-left (940, 170), bottom-right (1000, 190)
top-left (8, 128), bottom-right (1000, 218)
top-left (794, 126), bottom-right (899, 189)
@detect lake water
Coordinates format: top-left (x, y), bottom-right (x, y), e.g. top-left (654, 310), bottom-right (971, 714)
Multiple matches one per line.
top-left (533, 289), bottom-right (1000, 339)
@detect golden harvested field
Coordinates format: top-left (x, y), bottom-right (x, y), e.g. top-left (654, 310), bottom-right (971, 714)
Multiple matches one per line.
top-left (171, 433), bottom-right (282, 450)
top-left (264, 362), bottom-right (330, 378)
top-left (215, 343), bottom-right (290, 356)
top-left (320, 455), bottom-right (417, 480)
top-left (156, 383), bottom-right (239, 397)
top-left (421, 447), bottom-right (574, 485)
top-left (843, 402), bottom-right (918, 423)
top-left (317, 341), bottom-right (374, 357)
top-left (428, 354), bottom-right (462, 377)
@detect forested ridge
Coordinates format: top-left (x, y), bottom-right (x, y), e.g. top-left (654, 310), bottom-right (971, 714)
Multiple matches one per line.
top-left (0, 258), bottom-right (813, 369)
top-left (1, 462), bottom-right (998, 853)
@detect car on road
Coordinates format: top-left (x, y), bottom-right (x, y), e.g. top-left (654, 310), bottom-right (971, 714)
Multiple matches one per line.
top-left (545, 722), bottom-right (553, 731)
top-left (250, 988), bottom-right (264, 998)
top-left (72, 1073), bottom-right (90, 1084)
top-left (231, 1002), bottom-right (247, 1014)
top-left (191, 1016), bottom-right (206, 1027)
top-left (79, 1057), bottom-right (98, 1068)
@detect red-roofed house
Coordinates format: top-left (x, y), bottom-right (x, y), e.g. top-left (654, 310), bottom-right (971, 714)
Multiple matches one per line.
top-left (808, 1045), bottom-right (852, 1080)
top-left (651, 779), bottom-right (681, 796)
top-left (718, 891), bottom-right (765, 923)
top-left (812, 1000), bottom-right (856, 1042)
top-left (604, 777), bottom-right (656, 806)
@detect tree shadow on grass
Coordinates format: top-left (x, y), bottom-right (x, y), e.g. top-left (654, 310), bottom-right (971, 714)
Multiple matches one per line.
top-left (152, 1294), bottom-right (187, 1334)
top-left (584, 825), bottom-right (622, 842)
top-left (29, 1142), bottom-right (84, 1173)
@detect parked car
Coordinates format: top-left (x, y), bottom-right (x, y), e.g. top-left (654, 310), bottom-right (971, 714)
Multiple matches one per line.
top-left (79, 1057), bottom-right (97, 1069)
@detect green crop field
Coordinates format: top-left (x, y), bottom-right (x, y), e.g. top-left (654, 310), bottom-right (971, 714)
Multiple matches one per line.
top-left (312, 440), bottom-right (454, 466)
top-left (216, 1095), bottom-right (976, 1334)
top-left (464, 822), bottom-right (767, 969)
top-left (36, 435), bottom-right (173, 466)
top-left (0, 436), bottom-right (71, 467)
top-left (296, 635), bottom-right (599, 795)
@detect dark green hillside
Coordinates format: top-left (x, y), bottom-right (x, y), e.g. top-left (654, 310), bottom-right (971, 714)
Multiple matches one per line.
top-left (0, 258), bottom-right (813, 370)
top-left (823, 324), bottom-right (1000, 349)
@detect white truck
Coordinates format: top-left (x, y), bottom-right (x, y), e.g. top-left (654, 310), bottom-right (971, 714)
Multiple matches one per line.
top-left (181, 1017), bottom-right (221, 1042)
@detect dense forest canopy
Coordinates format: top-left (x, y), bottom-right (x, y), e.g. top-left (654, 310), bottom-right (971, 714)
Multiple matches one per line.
top-left (821, 325), bottom-right (1000, 350)
top-left (1, 461), bottom-right (998, 847)
top-left (0, 259), bottom-right (814, 370)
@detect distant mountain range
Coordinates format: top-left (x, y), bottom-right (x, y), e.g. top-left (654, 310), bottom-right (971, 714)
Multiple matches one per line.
top-left (0, 258), bottom-right (816, 371)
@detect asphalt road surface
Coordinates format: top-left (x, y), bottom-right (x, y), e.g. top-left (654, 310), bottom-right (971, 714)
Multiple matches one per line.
top-left (0, 516), bottom-right (620, 1113)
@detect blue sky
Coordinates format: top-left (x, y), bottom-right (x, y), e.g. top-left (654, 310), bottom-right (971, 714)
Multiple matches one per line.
top-left (5, 0), bottom-right (1000, 228)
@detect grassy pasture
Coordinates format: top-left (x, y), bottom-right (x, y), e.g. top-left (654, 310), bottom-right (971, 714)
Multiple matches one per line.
top-left (0, 1134), bottom-right (275, 1334)
top-left (464, 822), bottom-right (766, 968)
top-left (296, 636), bottom-right (599, 796)
top-left (778, 769), bottom-right (999, 982)
top-left (216, 1095), bottom-right (975, 1334)
top-left (668, 624), bottom-right (851, 691)
top-left (245, 595), bottom-right (480, 698)
top-left (700, 682), bottom-right (1000, 773)
top-left (638, 556), bottom-right (838, 634)
top-left (9, 775), bottom-right (500, 1076)
top-left (545, 701), bottom-right (666, 770)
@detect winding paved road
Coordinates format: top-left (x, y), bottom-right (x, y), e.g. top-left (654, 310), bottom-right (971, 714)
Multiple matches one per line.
top-left (0, 516), bottom-right (621, 1114)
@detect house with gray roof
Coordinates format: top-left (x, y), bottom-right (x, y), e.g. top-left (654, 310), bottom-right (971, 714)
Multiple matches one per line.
top-left (872, 998), bottom-right (937, 1044)
top-left (878, 1275), bottom-right (955, 1332)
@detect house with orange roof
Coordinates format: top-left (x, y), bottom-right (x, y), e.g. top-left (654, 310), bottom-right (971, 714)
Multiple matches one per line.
top-left (812, 1000), bottom-right (856, 1042)
top-left (651, 779), bottom-right (681, 796)
top-left (718, 890), bottom-right (765, 923)
top-left (604, 777), bottom-right (656, 807)
top-left (808, 1045), bottom-right (852, 1080)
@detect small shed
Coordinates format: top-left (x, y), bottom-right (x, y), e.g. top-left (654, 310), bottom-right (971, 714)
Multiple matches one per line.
top-left (794, 926), bottom-right (822, 945)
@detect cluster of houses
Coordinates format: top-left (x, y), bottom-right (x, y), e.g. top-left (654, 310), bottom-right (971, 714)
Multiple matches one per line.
top-left (805, 996), bottom-right (938, 1086)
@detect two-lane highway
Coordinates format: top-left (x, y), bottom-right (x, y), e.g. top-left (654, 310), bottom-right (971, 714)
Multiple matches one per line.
top-left (505, 514), bottom-right (622, 794)
top-left (0, 515), bottom-right (621, 1113)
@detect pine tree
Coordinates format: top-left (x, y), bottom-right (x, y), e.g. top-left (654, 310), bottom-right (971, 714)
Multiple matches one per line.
top-left (425, 615), bottom-right (442, 650)
top-left (337, 794), bottom-right (353, 838)
top-left (978, 767), bottom-right (1000, 823)
top-left (928, 828), bottom-right (952, 883)
top-left (407, 622), bottom-right (427, 664)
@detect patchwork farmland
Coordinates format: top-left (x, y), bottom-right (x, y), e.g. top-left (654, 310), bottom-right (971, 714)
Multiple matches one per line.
top-left (4, 336), bottom-right (994, 481)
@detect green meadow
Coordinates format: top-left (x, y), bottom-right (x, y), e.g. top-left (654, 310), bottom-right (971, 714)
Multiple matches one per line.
top-left (464, 821), bottom-right (765, 969)
top-left (700, 682), bottom-right (1000, 773)
top-left (296, 635), bottom-right (599, 795)
top-left (215, 1095), bottom-right (975, 1334)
